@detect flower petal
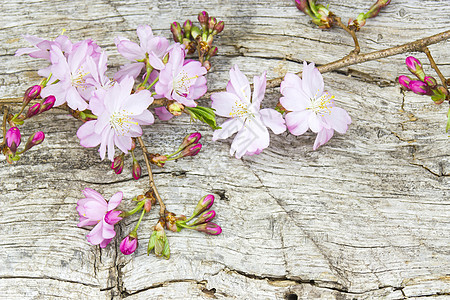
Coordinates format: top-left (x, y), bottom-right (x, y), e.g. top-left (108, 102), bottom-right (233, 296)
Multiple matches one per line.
top-left (211, 92), bottom-right (241, 117)
top-left (229, 65), bottom-right (251, 104)
top-left (116, 40), bottom-right (145, 61)
top-left (154, 107), bottom-right (174, 121)
top-left (251, 71), bottom-right (266, 109)
top-left (301, 61), bottom-right (324, 99)
top-left (230, 118), bottom-right (269, 158)
top-left (260, 108), bottom-right (286, 134)
top-left (280, 87), bottom-right (310, 112)
top-left (323, 107), bottom-right (352, 134)
top-left (107, 191), bottom-right (123, 211)
top-left (285, 110), bottom-right (311, 136)
top-left (77, 121), bottom-right (101, 148)
top-left (313, 128), bottom-right (334, 150)
top-left (113, 62), bottom-right (145, 82)
top-left (212, 118), bottom-right (244, 141)
top-left (86, 222), bottom-right (103, 245)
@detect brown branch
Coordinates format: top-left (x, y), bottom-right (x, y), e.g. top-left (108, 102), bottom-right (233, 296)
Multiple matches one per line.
top-left (334, 16), bottom-right (360, 55)
top-left (422, 46), bottom-right (448, 89)
top-left (0, 106), bottom-right (8, 147)
top-left (136, 136), bottom-right (166, 219)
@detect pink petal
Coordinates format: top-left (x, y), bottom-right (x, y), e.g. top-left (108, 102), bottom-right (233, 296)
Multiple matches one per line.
top-left (212, 118), bottom-right (244, 141)
top-left (122, 90), bottom-right (153, 115)
top-left (106, 129), bottom-right (116, 161)
top-left (308, 112), bottom-right (325, 133)
top-left (285, 110), bottom-right (311, 136)
top-left (230, 118), bottom-right (269, 158)
top-left (148, 52), bottom-right (165, 70)
top-left (117, 40), bottom-right (145, 61)
top-left (323, 107), bottom-right (352, 134)
top-left (84, 201), bottom-right (107, 220)
top-left (134, 109), bottom-right (155, 125)
top-left (260, 108), bottom-right (286, 134)
top-left (229, 65), bottom-right (251, 103)
top-left (137, 25), bottom-right (153, 49)
top-left (107, 191), bottom-right (123, 211)
top-left (102, 222), bottom-right (117, 239)
top-left (114, 135), bottom-right (132, 153)
top-left (104, 210), bottom-right (123, 225)
top-left (66, 87), bottom-right (88, 111)
top-left (154, 107), bottom-right (174, 121)
top-left (40, 83), bottom-right (68, 107)
top-left (313, 128), bottom-right (334, 150)
top-left (99, 238), bottom-right (113, 248)
top-left (211, 92), bottom-right (241, 117)
top-left (82, 188), bottom-right (107, 204)
top-left (113, 62), bottom-right (145, 82)
top-left (86, 222), bottom-right (104, 245)
top-left (279, 87), bottom-right (310, 112)
top-left (251, 71), bottom-right (267, 109)
top-left (280, 73), bottom-right (302, 94)
top-left (77, 218), bottom-right (98, 227)
top-left (77, 121), bottom-right (101, 148)
top-left (301, 61), bottom-right (324, 100)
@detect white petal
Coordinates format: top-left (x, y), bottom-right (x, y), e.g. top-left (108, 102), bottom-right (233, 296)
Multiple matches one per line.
top-left (259, 108), bottom-right (286, 134)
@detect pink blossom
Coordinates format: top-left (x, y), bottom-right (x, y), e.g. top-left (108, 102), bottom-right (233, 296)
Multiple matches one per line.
top-left (155, 44), bottom-right (207, 107)
top-left (120, 236), bottom-right (138, 255)
top-left (76, 76), bottom-right (154, 161)
top-left (76, 188), bottom-right (123, 248)
top-left (15, 34), bottom-right (72, 60)
top-left (280, 61), bottom-right (351, 150)
top-left (211, 65), bottom-right (286, 158)
top-left (40, 41), bottom-right (100, 111)
top-left (114, 25), bottom-right (169, 82)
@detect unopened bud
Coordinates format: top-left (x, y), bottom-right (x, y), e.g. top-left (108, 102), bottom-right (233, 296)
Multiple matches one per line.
top-left (207, 46), bottom-right (218, 58)
top-left (168, 101), bottom-right (184, 116)
top-left (111, 154), bottom-right (124, 174)
top-left (198, 11), bottom-right (209, 30)
top-left (208, 17), bottom-right (217, 34)
top-left (24, 131), bottom-right (45, 152)
top-left (170, 22), bottom-right (183, 43)
top-left (25, 103), bottom-right (41, 119)
top-left (193, 222), bottom-right (222, 235)
top-left (409, 80), bottom-right (431, 95)
top-left (180, 132), bottom-right (202, 150)
top-left (191, 210), bottom-right (216, 226)
top-left (431, 86), bottom-right (448, 105)
top-left (120, 234), bottom-right (138, 255)
top-left (212, 21), bottom-right (224, 35)
top-left (206, 34), bottom-right (214, 47)
top-left (191, 26), bottom-right (201, 40)
top-left (398, 75), bottom-right (412, 90)
top-left (6, 127), bottom-right (21, 155)
top-left (23, 85), bottom-right (41, 106)
top-left (295, 0), bottom-right (311, 15)
top-left (144, 200), bottom-right (152, 213)
top-left (132, 159), bottom-right (141, 180)
top-left (203, 60), bottom-right (212, 71)
top-left (149, 154), bottom-right (167, 167)
top-left (131, 138), bottom-right (136, 151)
top-left (405, 56), bottom-right (425, 81)
top-left (40, 95), bottom-right (56, 113)
top-left (366, 0), bottom-right (391, 19)
top-left (424, 76), bottom-right (437, 88)
top-left (180, 143), bottom-right (202, 157)
top-left (183, 20), bottom-right (193, 39)
top-left (192, 194), bottom-right (214, 219)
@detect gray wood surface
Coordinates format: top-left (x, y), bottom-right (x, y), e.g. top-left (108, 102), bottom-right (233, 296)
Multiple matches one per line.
top-left (0, 0), bottom-right (449, 299)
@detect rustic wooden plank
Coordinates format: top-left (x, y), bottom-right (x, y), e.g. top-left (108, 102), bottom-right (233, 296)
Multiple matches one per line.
top-left (1, 0), bottom-right (449, 299)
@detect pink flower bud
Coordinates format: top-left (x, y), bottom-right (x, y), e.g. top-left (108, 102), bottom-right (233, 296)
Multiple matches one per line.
top-left (208, 17), bottom-right (217, 33)
top-left (170, 22), bottom-right (183, 43)
top-left (424, 76), bottom-right (437, 88)
top-left (24, 131), bottom-right (45, 152)
top-left (120, 235), bottom-right (138, 255)
top-left (25, 103), bottom-right (41, 119)
top-left (191, 210), bottom-right (216, 226)
top-left (180, 143), bottom-right (202, 157)
top-left (409, 80), bottom-right (431, 95)
top-left (213, 21), bottom-right (224, 35)
top-left (40, 95), bottom-right (56, 113)
top-left (180, 132), bottom-right (202, 150)
top-left (192, 194), bottom-right (214, 218)
top-left (6, 127), bottom-right (21, 155)
top-left (198, 11), bottom-right (209, 28)
top-left (132, 159), bottom-right (141, 180)
top-left (194, 222), bottom-right (222, 235)
top-left (183, 19), bottom-right (193, 32)
top-left (398, 75), bottom-right (412, 90)
top-left (104, 210), bottom-right (123, 225)
top-left (405, 56), bottom-right (425, 81)
top-left (295, 0), bottom-right (310, 14)
top-left (23, 85), bottom-right (41, 105)
top-left (207, 46), bottom-right (218, 58)
top-left (111, 154), bottom-right (124, 174)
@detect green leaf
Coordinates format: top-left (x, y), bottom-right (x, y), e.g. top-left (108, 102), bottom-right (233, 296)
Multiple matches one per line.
top-left (446, 108), bottom-right (450, 133)
top-left (185, 106), bottom-right (221, 130)
top-left (162, 240), bottom-right (170, 259)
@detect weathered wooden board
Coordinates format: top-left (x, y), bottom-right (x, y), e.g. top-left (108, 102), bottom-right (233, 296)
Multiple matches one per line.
top-left (0, 0), bottom-right (449, 299)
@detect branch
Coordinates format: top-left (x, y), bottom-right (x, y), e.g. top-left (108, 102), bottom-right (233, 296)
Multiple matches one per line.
top-left (0, 106), bottom-right (8, 147)
top-left (422, 46), bottom-right (448, 89)
top-left (136, 136), bottom-right (166, 219)
top-left (334, 16), bottom-right (360, 55)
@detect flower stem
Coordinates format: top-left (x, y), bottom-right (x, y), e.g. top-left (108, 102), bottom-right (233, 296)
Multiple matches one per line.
top-left (0, 106), bottom-right (8, 147)
top-left (333, 16), bottom-right (360, 55)
top-left (132, 207), bottom-right (147, 233)
top-left (176, 222), bottom-right (195, 229)
top-left (146, 75), bottom-right (159, 90)
top-left (422, 46), bottom-right (448, 89)
top-left (138, 64), bottom-right (153, 88)
top-left (137, 136), bottom-right (166, 219)
top-left (121, 200), bottom-right (145, 217)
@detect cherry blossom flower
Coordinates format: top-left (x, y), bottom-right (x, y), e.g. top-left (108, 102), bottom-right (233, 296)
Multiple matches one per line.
top-left (76, 188), bottom-right (123, 248)
top-left (211, 65), bottom-right (286, 158)
top-left (280, 61), bottom-right (351, 150)
top-left (76, 76), bottom-right (154, 161)
top-left (114, 25), bottom-right (169, 82)
top-left (155, 44), bottom-right (207, 107)
top-left (15, 34), bottom-right (72, 60)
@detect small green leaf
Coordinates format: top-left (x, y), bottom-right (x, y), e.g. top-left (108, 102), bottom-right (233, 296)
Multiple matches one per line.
top-left (162, 240), bottom-right (170, 259)
top-left (446, 108), bottom-right (450, 133)
top-left (185, 106), bottom-right (221, 130)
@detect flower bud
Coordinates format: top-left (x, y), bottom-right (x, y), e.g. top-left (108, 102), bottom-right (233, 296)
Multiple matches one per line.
top-left (149, 154), bottom-right (167, 167)
top-left (168, 101), bottom-right (184, 116)
top-left (148, 222), bottom-right (170, 259)
top-left (191, 210), bottom-right (216, 226)
top-left (170, 22), bottom-right (183, 43)
top-left (132, 159), bottom-right (141, 180)
top-left (191, 194), bottom-right (214, 219)
top-left (198, 11), bottom-right (209, 30)
top-left (144, 199), bottom-right (152, 212)
top-left (6, 127), bottom-right (21, 155)
top-left (179, 132), bottom-right (202, 150)
top-left (25, 103), bottom-right (41, 119)
top-left (131, 138), bottom-right (136, 151)
top-left (203, 60), bottom-right (212, 71)
top-left (194, 222), bottom-right (222, 235)
top-left (23, 85), bottom-right (41, 106)
top-left (424, 76), bottom-right (437, 88)
top-left (295, 0), bottom-right (311, 15)
top-left (405, 56), bottom-right (425, 81)
top-left (212, 21), bottom-right (224, 35)
top-left (180, 143), bottom-right (202, 157)
top-left (111, 154), bottom-right (124, 174)
top-left (39, 95), bottom-right (56, 113)
top-left (398, 75), bottom-right (412, 90)
top-left (431, 86), bottom-right (448, 105)
top-left (409, 80), bottom-right (431, 95)
top-left (191, 26), bottom-right (202, 40)
top-left (183, 20), bottom-right (193, 39)
top-left (120, 234), bottom-right (138, 255)
top-left (208, 17), bottom-right (217, 34)
top-left (24, 131), bottom-right (45, 152)
top-left (366, 0), bottom-right (391, 19)
top-left (104, 210), bottom-right (123, 225)
top-left (207, 46), bottom-right (218, 58)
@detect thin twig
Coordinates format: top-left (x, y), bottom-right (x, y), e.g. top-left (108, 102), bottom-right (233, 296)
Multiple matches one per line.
top-left (334, 16), bottom-right (360, 55)
top-left (136, 136), bottom-right (166, 219)
top-left (1, 106), bottom-right (9, 147)
top-left (422, 46), bottom-right (448, 89)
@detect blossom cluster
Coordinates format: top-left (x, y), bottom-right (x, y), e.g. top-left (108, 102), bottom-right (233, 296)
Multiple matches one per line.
top-left (211, 62), bottom-right (351, 158)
